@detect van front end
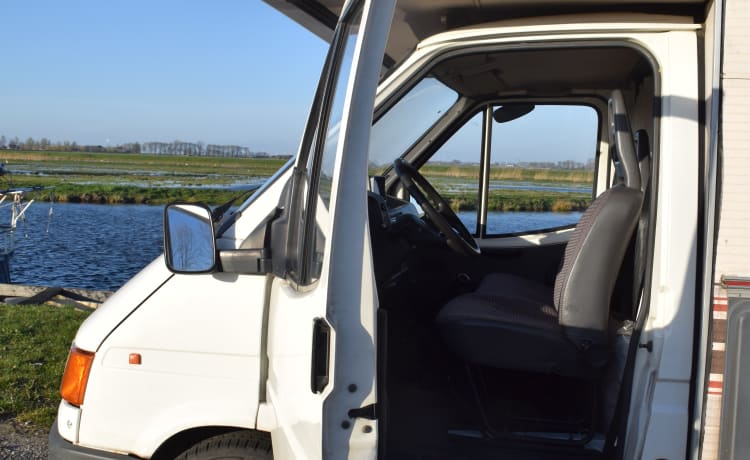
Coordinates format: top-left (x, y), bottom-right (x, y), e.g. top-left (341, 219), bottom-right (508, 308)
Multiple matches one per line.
top-left (47, 254), bottom-right (269, 459)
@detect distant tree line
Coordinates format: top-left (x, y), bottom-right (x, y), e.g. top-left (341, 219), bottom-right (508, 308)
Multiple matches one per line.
top-left (505, 159), bottom-right (596, 170)
top-left (140, 141), bottom-right (271, 158)
top-left (0, 134), bottom-right (288, 158)
top-left (432, 158), bottom-right (596, 170)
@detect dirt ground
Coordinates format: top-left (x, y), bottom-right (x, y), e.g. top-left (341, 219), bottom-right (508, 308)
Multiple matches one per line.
top-left (0, 419), bottom-right (48, 459)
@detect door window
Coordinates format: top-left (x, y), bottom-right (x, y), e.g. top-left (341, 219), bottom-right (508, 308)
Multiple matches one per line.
top-left (419, 104), bottom-right (598, 236)
top-left (419, 112), bottom-right (483, 233)
top-left (290, 5), bottom-right (363, 286)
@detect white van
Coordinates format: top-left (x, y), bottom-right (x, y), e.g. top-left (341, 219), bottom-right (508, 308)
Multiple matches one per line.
top-left (48, 0), bottom-right (750, 459)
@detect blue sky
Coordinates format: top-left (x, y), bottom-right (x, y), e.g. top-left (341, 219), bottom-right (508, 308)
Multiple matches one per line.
top-left (1, 2), bottom-right (596, 163)
top-left (0, 1), bottom-right (328, 155)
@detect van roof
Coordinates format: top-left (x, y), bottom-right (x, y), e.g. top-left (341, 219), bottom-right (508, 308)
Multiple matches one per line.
top-left (263, 0), bottom-right (707, 69)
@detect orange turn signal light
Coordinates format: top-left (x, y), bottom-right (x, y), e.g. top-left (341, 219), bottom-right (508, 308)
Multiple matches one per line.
top-left (60, 346), bottom-right (95, 407)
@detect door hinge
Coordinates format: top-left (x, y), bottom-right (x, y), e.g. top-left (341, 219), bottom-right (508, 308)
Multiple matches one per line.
top-left (348, 403), bottom-right (377, 420)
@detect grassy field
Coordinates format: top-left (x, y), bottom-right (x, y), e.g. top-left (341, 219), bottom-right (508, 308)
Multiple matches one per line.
top-left (2, 150), bottom-right (593, 210)
top-left (2, 150), bottom-right (286, 205)
top-left (0, 304), bottom-right (90, 428)
top-left (0, 150), bottom-right (287, 176)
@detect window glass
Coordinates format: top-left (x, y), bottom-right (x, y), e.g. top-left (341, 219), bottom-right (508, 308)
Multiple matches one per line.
top-left (486, 104), bottom-right (597, 235)
top-left (412, 104), bottom-right (597, 237)
top-left (369, 77), bottom-right (458, 171)
top-left (297, 7), bottom-right (363, 284)
top-left (418, 111), bottom-right (483, 234)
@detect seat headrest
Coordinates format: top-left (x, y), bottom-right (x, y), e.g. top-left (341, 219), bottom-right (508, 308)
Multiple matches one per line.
top-left (608, 90), bottom-right (641, 190)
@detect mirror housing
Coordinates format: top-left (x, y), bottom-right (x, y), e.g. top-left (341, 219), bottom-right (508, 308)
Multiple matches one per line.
top-left (493, 103), bottom-right (535, 123)
top-left (164, 203), bottom-right (217, 273)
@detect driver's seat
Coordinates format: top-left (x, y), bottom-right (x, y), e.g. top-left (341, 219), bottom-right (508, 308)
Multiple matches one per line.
top-left (435, 90), bottom-right (644, 378)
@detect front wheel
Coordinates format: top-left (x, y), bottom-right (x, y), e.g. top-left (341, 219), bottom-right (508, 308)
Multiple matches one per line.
top-left (175, 431), bottom-right (272, 460)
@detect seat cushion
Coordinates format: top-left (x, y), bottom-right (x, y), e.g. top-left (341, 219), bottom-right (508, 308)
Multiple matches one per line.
top-left (436, 273), bottom-right (602, 377)
top-left (476, 273), bottom-right (555, 306)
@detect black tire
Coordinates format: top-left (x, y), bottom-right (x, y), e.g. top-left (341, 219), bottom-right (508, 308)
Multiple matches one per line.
top-left (175, 431), bottom-right (273, 460)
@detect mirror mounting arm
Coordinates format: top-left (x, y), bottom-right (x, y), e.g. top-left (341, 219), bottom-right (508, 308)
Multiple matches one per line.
top-left (219, 248), bottom-right (272, 275)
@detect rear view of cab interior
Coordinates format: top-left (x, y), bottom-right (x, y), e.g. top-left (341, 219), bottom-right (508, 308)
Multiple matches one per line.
top-left (365, 3), bottom-right (676, 458)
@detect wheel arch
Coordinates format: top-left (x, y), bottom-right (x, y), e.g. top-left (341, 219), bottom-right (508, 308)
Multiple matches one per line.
top-left (151, 426), bottom-right (269, 460)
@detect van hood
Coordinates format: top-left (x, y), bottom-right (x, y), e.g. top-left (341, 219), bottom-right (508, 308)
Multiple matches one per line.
top-left (73, 257), bottom-right (172, 352)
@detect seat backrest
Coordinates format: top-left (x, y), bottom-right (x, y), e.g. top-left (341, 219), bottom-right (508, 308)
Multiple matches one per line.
top-left (553, 90), bottom-right (644, 352)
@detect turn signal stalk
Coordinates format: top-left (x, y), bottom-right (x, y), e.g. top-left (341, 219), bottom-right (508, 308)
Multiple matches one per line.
top-left (60, 346), bottom-right (95, 407)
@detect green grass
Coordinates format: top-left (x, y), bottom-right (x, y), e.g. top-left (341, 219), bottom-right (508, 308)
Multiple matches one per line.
top-left (3, 150), bottom-right (595, 210)
top-left (442, 190), bottom-right (591, 212)
top-left (0, 150), bottom-right (284, 205)
top-left (1, 150), bottom-right (287, 176)
top-left (26, 183), bottom-right (242, 205)
top-left (0, 304), bottom-right (90, 428)
top-left (419, 163), bottom-right (593, 184)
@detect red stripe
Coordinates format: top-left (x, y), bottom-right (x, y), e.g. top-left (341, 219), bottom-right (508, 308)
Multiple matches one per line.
top-left (714, 303), bottom-right (728, 312)
top-left (709, 380), bottom-right (723, 389)
top-left (714, 297), bottom-right (728, 301)
top-left (724, 280), bottom-right (750, 287)
top-left (709, 389), bottom-right (722, 395)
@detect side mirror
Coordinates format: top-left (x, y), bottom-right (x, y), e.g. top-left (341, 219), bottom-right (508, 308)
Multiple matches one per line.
top-left (163, 203), bottom-right (217, 273)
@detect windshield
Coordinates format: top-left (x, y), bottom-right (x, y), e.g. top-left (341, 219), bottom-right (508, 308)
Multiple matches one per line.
top-left (368, 77), bottom-right (458, 172)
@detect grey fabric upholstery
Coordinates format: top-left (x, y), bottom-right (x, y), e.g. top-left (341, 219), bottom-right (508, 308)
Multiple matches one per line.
top-left (438, 275), bottom-right (581, 376)
top-left (435, 91), bottom-right (645, 378)
top-left (554, 185), bottom-right (642, 350)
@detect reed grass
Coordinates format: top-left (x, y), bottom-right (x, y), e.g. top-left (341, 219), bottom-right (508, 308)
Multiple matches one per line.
top-left (420, 163), bottom-right (593, 184)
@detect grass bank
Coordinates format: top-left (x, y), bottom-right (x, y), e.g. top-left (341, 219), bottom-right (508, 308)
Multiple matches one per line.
top-left (2, 150), bottom-right (287, 177)
top-left (0, 150), bottom-right (277, 205)
top-left (420, 163), bottom-right (593, 184)
top-left (0, 304), bottom-right (90, 428)
top-left (442, 190), bottom-right (591, 212)
top-left (26, 184), bottom-right (242, 206)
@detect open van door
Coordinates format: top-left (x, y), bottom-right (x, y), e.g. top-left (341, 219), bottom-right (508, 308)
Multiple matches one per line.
top-left (260, 1), bottom-right (395, 458)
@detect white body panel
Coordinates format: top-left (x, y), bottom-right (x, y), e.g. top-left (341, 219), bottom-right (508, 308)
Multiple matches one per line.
top-left (73, 257), bottom-right (172, 353)
top-left (627, 30), bottom-right (699, 460)
top-left (265, 281), bottom-right (330, 459)
top-left (78, 273), bottom-right (266, 458)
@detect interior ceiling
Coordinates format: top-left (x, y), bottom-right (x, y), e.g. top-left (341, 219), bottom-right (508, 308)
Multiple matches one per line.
top-left (430, 47), bottom-right (650, 97)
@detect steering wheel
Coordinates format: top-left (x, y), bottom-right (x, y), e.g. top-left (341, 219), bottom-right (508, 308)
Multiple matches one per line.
top-left (393, 158), bottom-right (480, 256)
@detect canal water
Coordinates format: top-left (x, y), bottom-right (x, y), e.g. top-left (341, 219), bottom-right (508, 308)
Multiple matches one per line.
top-left (10, 203), bottom-right (163, 290)
top-left (9, 203), bottom-right (581, 291)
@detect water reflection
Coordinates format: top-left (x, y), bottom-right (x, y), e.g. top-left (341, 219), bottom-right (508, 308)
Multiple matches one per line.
top-left (458, 210), bottom-right (581, 235)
